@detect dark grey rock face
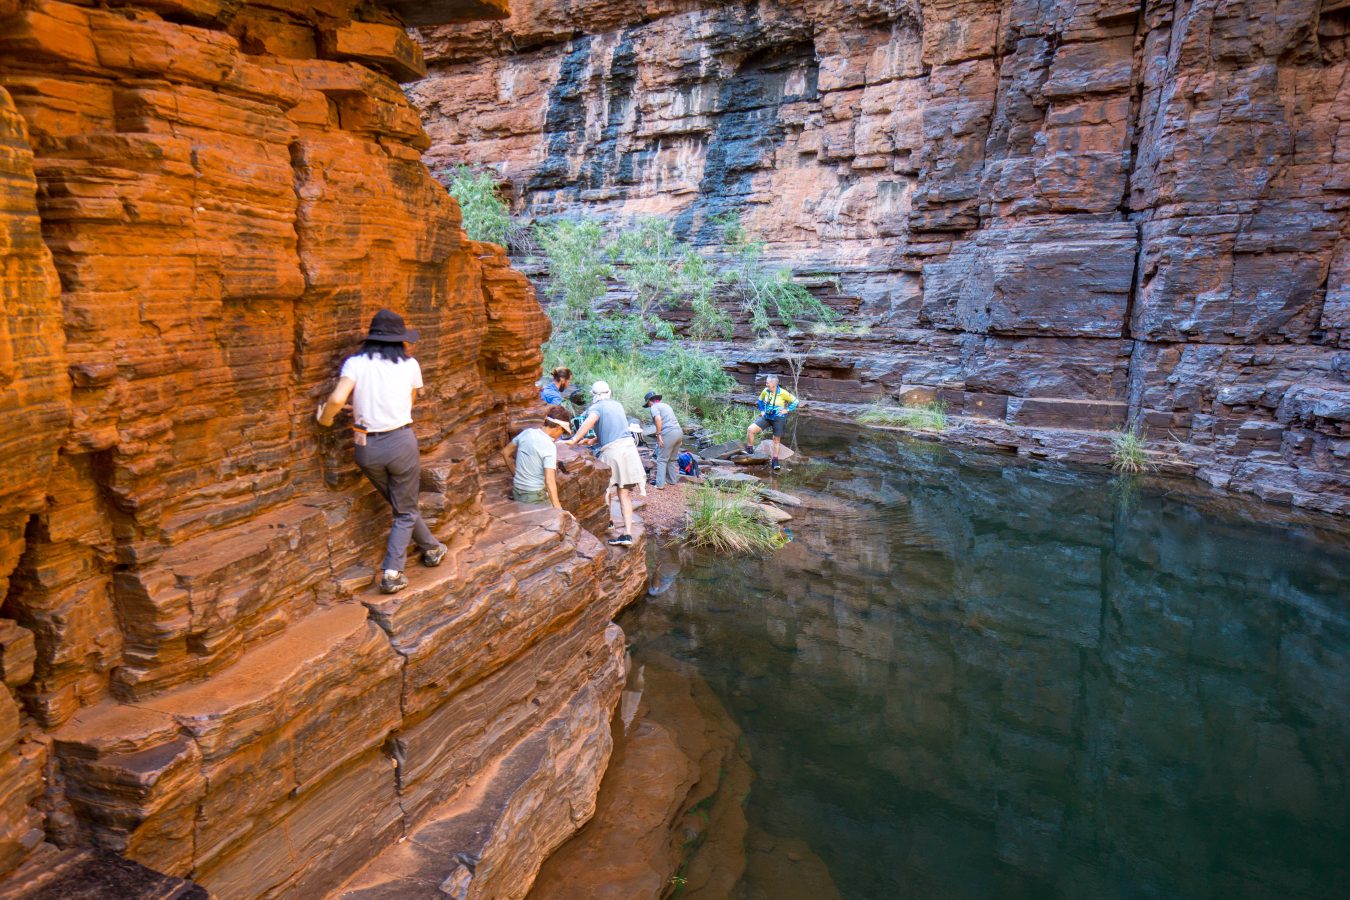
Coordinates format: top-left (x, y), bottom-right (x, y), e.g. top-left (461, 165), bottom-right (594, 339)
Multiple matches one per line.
top-left (410, 0), bottom-right (1350, 516)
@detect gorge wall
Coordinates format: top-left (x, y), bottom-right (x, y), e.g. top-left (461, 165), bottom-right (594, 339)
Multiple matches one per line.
top-left (0, 0), bottom-right (647, 896)
top-left (411, 0), bottom-right (1350, 516)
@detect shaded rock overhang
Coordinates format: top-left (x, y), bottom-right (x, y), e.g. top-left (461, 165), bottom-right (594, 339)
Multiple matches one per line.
top-left (387, 0), bottom-right (511, 26)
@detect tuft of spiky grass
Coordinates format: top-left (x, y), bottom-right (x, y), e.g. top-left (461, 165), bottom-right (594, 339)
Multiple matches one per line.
top-left (680, 483), bottom-right (788, 554)
top-left (857, 399), bottom-right (948, 432)
top-left (1110, 423), bottom-right (1155, 474)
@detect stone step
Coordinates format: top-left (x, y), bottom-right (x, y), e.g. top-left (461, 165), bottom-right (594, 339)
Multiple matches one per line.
top-left (110, 495), bottom-right (364, 700)
top-left (334, 624), bottom-right (627, 900)
top-left (0, 845), bottom-right (207, 899)
top-left (50, 602), bottom-right (402, 893)
top-left (45, 492), bottom-right (648, 898)
top-left (110, 456), bottom-right (497, 701)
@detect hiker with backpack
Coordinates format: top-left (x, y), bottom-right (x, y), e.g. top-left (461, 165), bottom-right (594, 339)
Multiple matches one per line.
top-left (746, 374), bottom-right (798, 473)
top-left (564, 380), bottom-right (643, 547)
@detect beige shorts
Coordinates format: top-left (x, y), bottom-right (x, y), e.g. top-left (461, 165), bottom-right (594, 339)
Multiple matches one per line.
top-left (600, 438), bottom-right (644, 490)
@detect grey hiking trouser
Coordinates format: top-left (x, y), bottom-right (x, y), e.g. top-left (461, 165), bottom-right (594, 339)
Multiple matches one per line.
top-left (354, 425), bottom-right (436, 573)
top-left (656, 429), bottom-right (683, 488)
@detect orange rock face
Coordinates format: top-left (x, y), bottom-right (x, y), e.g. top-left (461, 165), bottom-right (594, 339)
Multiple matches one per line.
top-left (411, 0), bottom-right (1350, 516)
top-left (0, 0), bottom-right (645, 895)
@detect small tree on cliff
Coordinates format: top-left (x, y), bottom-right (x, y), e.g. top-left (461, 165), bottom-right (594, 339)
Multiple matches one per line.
top-left (440, 166), bottom-right (515, 246)
top-left (534, 217), bottom-right (614, 356)
top-left (713, 213), bottom-right (837, 396)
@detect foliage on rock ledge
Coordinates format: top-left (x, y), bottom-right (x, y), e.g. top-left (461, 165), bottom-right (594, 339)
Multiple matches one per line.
top-left (443, 169), bottom-right (835, 432)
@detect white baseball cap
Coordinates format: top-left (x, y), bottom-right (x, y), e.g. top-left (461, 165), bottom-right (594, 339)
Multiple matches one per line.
top-left (592, 380), bottom-right (611, 399)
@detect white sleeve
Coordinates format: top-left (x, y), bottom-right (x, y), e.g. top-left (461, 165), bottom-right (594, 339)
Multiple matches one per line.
top-left (542, 441), bottom-right (557, 470)
top-left (408, 358), bottom-right (424, 390)
top-left (339, 356), bottom-right (358, 380)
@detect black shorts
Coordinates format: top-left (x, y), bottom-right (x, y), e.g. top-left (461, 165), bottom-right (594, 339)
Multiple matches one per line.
top-left (753, 414), bottom-right (786, 437)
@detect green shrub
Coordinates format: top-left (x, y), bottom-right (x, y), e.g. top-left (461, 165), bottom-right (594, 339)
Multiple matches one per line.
top-left (680, 247), bottom-right (732, 341)
top-left (613, 218), bottom-right (679, 321)
top-left (690, 403), bottom-right (750, 443)
top-left (857, 399), bottom-right (949, 432)
top-left (680, 483), bottom-right (788, 554)
top-left (548, 345), bottom-right (739, 437)
top-left (441, 166), bottom-right (514, 246)
top-left (534, 217), bottom-right (614, 351)
top-left (716, 212), bottom-right (837, 335)
top-left (1110, 423), bottom-right (1154, 474)
top-left (649, 343), bottom-right (735, 410)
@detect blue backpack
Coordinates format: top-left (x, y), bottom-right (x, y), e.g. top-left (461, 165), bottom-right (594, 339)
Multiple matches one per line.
top-left (678, 451), bottom-right (700, 477)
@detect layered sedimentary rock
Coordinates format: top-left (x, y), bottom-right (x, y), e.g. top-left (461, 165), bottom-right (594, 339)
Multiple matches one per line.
top-left (0, 0), bottom-right (645, 896)
top-left (412, 0), bottom-right (1350, 515)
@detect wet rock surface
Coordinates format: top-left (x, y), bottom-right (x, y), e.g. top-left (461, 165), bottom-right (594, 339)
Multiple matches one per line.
top-left (411, 0), bottom-right (1350, 516)
top-left (0, 0), bottom-right (646, 896)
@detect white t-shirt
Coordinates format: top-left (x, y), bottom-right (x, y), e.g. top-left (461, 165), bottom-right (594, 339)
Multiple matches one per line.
top-left (339, 354), bottom-right (423, 432)
top-left (511, 427), bottom-right (558, 492)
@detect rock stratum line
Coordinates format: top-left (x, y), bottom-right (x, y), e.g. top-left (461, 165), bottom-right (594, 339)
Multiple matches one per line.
top-left (413, 0), bottom-right (1350, 515)
top-left (0, 1), bottom-right (646, 896)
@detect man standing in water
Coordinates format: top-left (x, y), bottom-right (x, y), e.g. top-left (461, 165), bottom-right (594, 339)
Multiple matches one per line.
top-left (746, 374), bottom-right (798, 473)
top-left (316, 309), bottom-right (448, 594)
top-left (643, 390), bottom-right (684, 489)
top-left (501, 405), bottom-right (572, 509)
top-left (565, 380), bottom-right (642, 547)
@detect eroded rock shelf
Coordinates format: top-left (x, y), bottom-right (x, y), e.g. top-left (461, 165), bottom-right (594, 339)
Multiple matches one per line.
top-left (0, 0), bottom-right (646, 896)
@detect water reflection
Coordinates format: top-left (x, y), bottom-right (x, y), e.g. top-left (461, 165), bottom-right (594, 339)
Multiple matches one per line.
top-left (622, 421), bottom-right (1350, 900)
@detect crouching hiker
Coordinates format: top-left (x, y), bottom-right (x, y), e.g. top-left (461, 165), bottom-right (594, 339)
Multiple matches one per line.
top-left (565, 380), bottom-right (642, 547)
top-left (316, 309), bottom-right (447, 595)
top-left (746, 373), bottom-right (798, 473)
top-left (502, 405), bottom-right (572, 509)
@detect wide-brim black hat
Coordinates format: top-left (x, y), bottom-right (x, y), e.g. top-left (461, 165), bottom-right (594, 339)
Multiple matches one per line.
top-left (643, 391), bottom-right (661, 407)
top-left (366, 308), bottom-right (420, 343)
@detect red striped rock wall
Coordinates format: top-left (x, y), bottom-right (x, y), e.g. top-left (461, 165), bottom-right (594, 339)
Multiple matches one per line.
top-left (0, 0), bottom-right (645, 896)
top-left (411, 0), bottom-right (1350, 516)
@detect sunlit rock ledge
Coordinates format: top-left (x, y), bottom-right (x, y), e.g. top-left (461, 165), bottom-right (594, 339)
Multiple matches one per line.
top-left (0, 0), bottom-right (647, 896)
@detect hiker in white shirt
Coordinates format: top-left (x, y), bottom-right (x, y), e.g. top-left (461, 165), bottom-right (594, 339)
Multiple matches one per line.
top-left (502, 405), bottom-right (572, 509)
top-left (316, 309), bottom-right (447, 594)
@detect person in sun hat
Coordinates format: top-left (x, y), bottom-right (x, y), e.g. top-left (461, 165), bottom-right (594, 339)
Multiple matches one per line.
top-left (745, 373), bottom-right (797, 473)
top-left (564, 380), bottom-right (643, 547)
top-left (501, 405), bottom-right (572, 509)
top-left (644, 390), bottom-right (684, 490)
top-left (316, 308), bottom-right (447, 595)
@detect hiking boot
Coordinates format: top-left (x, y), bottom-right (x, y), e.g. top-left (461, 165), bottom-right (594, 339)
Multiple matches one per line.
top-left (379, 571), bottom-right (408, 594)
top-left (744, 443), bottom-right (755, 454)
top-left (422, 542), bottom-right (448, 568)
top-left (770, 460), bottom-right (783, 473)
top-left (607, 534), bottom-right (634, 547)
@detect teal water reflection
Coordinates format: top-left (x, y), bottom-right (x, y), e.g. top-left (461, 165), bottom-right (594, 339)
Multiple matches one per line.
top-left (623, 421), bottom-right (1350, 899)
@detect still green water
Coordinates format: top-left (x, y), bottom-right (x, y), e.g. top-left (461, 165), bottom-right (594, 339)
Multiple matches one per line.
top-left (623, 420), bottom-right (1350, 900)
